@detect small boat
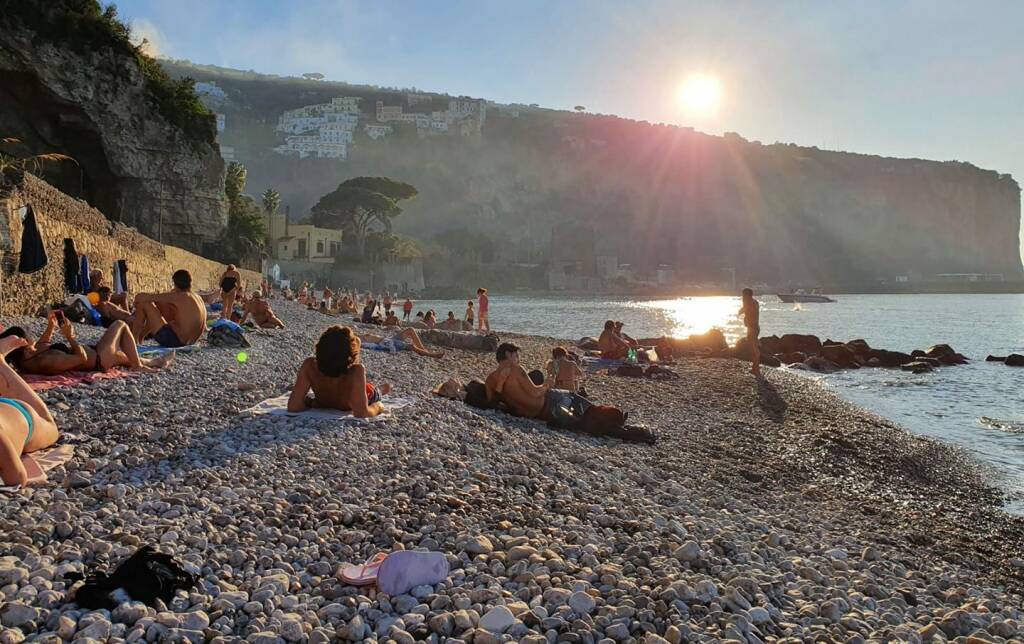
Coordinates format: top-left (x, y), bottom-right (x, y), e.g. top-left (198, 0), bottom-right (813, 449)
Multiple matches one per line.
top-left (777, 289), bottom-right (836, 303)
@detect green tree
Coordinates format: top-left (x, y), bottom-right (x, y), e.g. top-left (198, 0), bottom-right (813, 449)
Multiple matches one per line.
top-left (433, 228), bottom-right (495, 265)
top-left (311, 176), bottom-right (417, 257)
top-left (260, 188), bottom-right (281, 217)
top-left (225, 162), bottom-right (247, 202)
top-left (216, 162), bottom-right (266, 264)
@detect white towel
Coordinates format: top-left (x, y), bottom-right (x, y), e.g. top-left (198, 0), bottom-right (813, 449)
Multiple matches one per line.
top-left (113, 260), bottom-right (124, 294)
top-left (0, 444), bottom-right (75, 493)
top-left (244, 393), bottom-right (415, 421)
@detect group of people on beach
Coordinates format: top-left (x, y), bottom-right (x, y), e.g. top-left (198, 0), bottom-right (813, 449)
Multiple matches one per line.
top-left (0, 258), bottom-right (762, 483)
top-left (285, 283), bottom-right (492, 334)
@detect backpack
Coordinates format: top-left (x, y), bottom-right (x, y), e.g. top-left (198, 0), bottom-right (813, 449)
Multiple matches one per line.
top-left (208, 321), bottom-right (250, 348)
top-left (579, 406), bottom-right (656, 444)
top-left (70, 545), bottom-right (197, 609)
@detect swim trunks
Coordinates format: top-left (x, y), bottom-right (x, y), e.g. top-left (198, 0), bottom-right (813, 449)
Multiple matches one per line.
top-left (0, 397), bottom-right (34, 445)
top-left (153, 324), bottom-right (185, 348)
top-left (366, 383), bottom-right (381, 405)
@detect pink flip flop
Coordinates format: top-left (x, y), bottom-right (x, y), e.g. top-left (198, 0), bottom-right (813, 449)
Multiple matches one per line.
top-left (376, 550), bottom-right (450, 596)
top-left (338, 552), bottom-right (387, 586)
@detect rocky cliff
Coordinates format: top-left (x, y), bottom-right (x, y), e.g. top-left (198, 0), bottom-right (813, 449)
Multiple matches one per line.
top-left (0, 2), bottom-right (227, 253)
top-left (165, 63), bottom-right (1023, 286)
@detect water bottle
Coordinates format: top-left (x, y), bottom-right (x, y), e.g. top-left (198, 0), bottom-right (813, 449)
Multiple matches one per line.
top-left (627, 348), bottom-right (637, 364)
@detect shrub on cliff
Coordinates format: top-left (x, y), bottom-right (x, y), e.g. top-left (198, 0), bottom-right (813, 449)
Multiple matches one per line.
top-left (2, 0), bottom-right (215, 145)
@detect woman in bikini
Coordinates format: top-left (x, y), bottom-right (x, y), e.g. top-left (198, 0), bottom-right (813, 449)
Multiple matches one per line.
top-left (287, 325), bottom-right (392, 417)
top-left (0, 314), bottom-right (172, 376)
top-left (219, 264), bottom-right (242, 320)
top-left (0, 334), bottom-right (59, 486)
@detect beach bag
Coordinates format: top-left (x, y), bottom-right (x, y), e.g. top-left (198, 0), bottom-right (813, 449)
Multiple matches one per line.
top-left (64, 294), bottom-right (102, 326)
top-left (70, 545), bottom-right (197, 609)
top-left (615, 364), bottom-right (646, 378)
top-left (208, 320), bottom-right (250, 348)
top-left (464, 379), bottom-right (491, 409)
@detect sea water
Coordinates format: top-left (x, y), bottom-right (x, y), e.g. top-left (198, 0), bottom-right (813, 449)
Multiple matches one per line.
top-left (412, 294), bottom-right (1024, 512)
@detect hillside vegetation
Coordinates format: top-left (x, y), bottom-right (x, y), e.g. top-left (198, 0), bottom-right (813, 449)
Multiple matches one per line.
top-left (163, 60), bottom-right (1023, 286)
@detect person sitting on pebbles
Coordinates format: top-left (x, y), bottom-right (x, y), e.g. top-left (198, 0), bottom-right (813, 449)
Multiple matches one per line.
top-left (0, 314), bottom-right (174, 375)
top-left (95, 287), bottom-right (132, 326)
top-left (131, 269), bottom-right (207, 348)
top-left (288, 325), bottom-right (392, 418)
top-left (0, 334), bottom-right (60, 486)
top-left (240, 291), bottom-right (285, 329)
top-left (545, 346), bottom-right (584, 393)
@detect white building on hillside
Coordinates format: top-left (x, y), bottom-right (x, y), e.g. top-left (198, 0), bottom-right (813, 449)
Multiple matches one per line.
top-left (319, 122), bottom-right (354, 144)
top-left (365, 124), bottom-right (393, 140)
top-left (195, 82), bottom-right (227, 106)
top-left (275, 136), bottom-right (347, 159)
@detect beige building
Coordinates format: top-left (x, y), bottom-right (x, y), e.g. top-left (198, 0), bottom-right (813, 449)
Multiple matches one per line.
top-left (268, 212), bottom-right (343, 262)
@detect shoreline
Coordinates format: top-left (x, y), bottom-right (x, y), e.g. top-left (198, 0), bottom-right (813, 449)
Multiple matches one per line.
top-left (1, 300), bottom-right (1022, 641)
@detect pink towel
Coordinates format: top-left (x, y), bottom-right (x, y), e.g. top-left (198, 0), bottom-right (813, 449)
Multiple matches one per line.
top-left (24, 369), bottom-right (140, 392)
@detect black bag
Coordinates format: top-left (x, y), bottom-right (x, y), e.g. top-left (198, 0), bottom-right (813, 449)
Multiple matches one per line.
top-left (464, 379), bottom-right (491, 409)
top-left (70, 545), bottom-right (197, 609)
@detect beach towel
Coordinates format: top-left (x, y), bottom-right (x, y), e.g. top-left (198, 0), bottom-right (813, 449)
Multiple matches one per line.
top-left (0, 444), bottom-right (75, 493)
top-left (581, 356), bottom-right (625, 370)
top-left (244, 393), bottom-right (415, 421)
top-left (79, 255), bottom-right (91, 293)
top-left (24, 369), bottom-right (140, 392)
top-left (137, 344), bottom-right (200, 357)
top-left (63, 239), bottom-right (80, 294)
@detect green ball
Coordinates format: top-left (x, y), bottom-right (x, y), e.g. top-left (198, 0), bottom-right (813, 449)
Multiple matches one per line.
top-left (236, 351), bottom-right (248, 363)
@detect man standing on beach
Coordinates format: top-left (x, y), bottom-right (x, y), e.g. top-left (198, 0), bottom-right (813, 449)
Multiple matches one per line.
top-left (739, 287), bottom-right (761, 377)
top-left (402, 298), bottom-right (413, 321)
top-left (477, 287), bottom-right (490, 332)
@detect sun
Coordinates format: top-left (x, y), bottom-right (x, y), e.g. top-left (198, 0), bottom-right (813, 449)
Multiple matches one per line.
top-left (677, 74), bottom-right (722, 116)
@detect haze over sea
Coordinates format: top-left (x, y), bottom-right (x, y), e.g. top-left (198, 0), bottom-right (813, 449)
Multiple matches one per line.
top-left (414, 293), bottom-right (1024, 511)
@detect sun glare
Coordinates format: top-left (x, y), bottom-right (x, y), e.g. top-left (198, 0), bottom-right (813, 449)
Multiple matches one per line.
top-left (677, 74), bottom-right (722, 116)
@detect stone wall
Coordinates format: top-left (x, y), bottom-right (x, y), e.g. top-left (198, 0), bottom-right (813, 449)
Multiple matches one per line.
top-left (0, 171), bottom-right (259, 316)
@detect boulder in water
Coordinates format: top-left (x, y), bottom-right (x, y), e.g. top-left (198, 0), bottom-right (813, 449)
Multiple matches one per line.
top-left (1005, 354), bottom-right (1024, 367)
top-left (821, 344), bottom-right (859, 368)
top-left (901, 361), bottom-right (934, 374)
top-left (779, 351), bottom-right (807, 365)
top-left (804, 356), bottom-right (839, 373)
top-left (986, 355), bottom-right (1007, 362)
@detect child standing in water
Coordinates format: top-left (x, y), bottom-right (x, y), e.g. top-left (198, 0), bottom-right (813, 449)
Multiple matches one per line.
top-left (738, 287), bottom-right (761, 377)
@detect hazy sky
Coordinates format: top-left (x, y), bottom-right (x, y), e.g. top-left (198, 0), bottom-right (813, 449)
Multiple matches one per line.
top-left (118, 0), bottom-right (1023, 248)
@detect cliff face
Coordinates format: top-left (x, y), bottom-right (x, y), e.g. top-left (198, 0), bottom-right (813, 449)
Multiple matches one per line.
top-left (169, 63), bottom-right (1023, 285)
top-left (0, 9), bottom-right (227, 252)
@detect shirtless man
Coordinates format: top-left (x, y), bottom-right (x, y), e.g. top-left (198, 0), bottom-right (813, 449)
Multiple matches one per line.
top-left (95, 287), bottom-right (132, 324)
top-left (738, 287), bottom-right (761, 376)
top-left (484, 343), bottom-right (549, 417)
top-left (219, 264), bottom-right (243, 319)
top-left (358, 327), bottom-right (444, 358)
top-left (131, 269), bottom-right (207, 347)
top-left (598, 320), bottom-right (630, 360)
top-left (240, 291), bottom-right (285, 329)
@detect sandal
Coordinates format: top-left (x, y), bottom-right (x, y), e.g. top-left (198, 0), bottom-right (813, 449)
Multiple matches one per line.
top-left (338, 552), bottom-right (387, 586)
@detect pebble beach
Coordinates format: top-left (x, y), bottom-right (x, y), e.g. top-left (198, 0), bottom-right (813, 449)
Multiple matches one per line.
top-left (1, 299), bottom-right (1023, 643)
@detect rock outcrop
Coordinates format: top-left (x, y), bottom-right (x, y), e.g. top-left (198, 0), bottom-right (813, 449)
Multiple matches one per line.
top-left (0, 3), bottom-right (227, 253)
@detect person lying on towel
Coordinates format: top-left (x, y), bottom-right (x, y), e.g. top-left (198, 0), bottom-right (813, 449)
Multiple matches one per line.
top-left (0, 316), bottom-right (173, 376)
top-left (131, 270), bottom-right (207, 348)
top-left (288, 325), bottom-right (392, 418)
top-left (358, 328), bottom-right (444, 358)
top-left (473, 342), bottom-right (655, 444)
top-left (0, 334), bottom-right (60, 486)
